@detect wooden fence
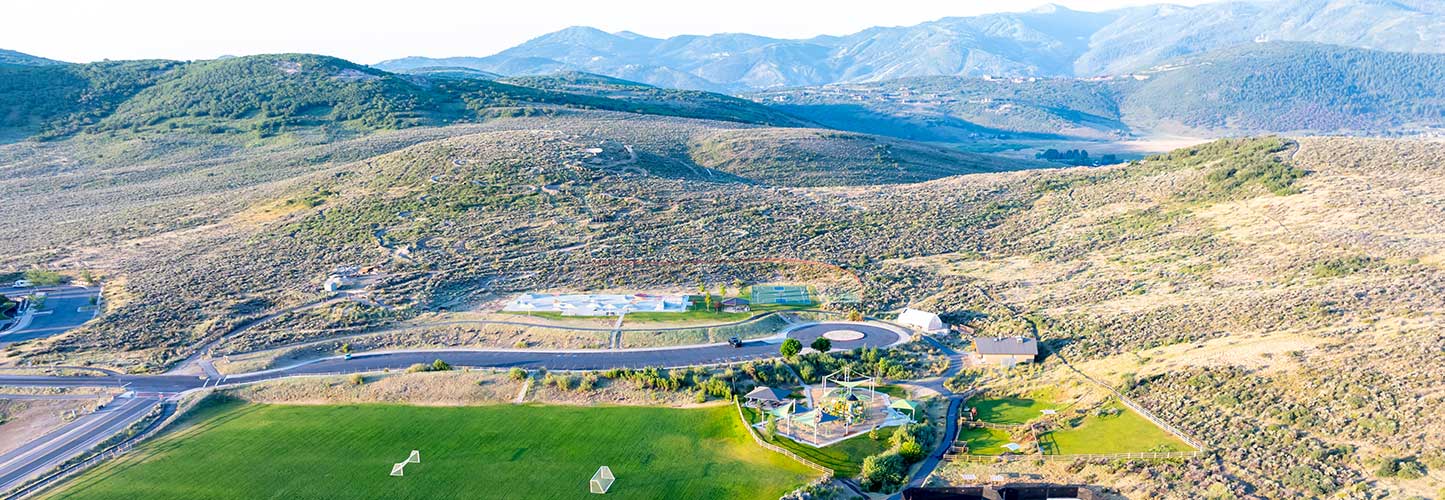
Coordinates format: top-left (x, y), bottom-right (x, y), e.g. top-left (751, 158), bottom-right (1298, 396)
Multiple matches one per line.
top-left (945, 450), bottom-right (1202, 463)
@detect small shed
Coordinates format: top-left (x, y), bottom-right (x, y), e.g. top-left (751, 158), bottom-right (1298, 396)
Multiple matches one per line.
top-left (897, 308), bottom-right (947, 334)
top-left (719, 297), bottom-right (751, 313)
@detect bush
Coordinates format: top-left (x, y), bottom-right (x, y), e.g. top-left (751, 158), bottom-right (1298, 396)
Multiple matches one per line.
top-left (347, 374), bottom-right (364, 385)
top-left (780, 338), bottom-right (802, 358)
top-left (430, 359), bottom-right (452, 371)
top-left (859, 450), bottom-right (905, 491)
top-left (810, 337), bottom-right (831, 353)
top-left (405, 363), bottom-right (428, 373)
top-left (24, 269), bottom-right (64, 286)
top-left (508, 367), bottom-right (528, 381)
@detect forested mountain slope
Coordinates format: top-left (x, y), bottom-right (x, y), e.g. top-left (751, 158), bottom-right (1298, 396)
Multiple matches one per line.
top-left (752, 43), bottom-right (1445, 139)
top-left (0, 54), bottom-right (807, 141)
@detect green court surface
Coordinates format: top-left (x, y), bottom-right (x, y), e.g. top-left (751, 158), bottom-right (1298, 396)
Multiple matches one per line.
top-left (749, 285), bottom-right (814, 306)
top-left (46, 400), bottom-right (818, 500)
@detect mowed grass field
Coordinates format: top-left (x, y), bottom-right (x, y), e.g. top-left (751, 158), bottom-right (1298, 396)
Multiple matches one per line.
top-left (46, 399), bottom-right (818, 500)
top-left (1042, 402), bottom-right (1193, 455)
top-left (967, 396), bottom-right (1057, 425)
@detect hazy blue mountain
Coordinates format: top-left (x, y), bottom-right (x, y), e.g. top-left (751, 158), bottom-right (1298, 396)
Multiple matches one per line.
top-left (751, 42), bottom-right (1445, 139)
top-left (375, 0), bottom-right (1445, 90)
top-left (0, 48), bottom-right (67, 66)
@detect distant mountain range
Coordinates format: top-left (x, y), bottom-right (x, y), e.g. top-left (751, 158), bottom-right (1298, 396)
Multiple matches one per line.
top-left (751, 42), bottom-right (1445, 139)
top-left (375, 0), bottom-right (1445, 91)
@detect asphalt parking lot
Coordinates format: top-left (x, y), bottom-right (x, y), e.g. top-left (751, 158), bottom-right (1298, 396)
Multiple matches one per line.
top-left (0, 285), bottom-right (101, 342)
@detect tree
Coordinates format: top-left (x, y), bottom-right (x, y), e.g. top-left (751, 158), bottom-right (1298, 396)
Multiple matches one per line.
top-left (764, 415), bottom-right (778, 441)
top-left (24, 269), bottom-right (63, 286)
top-left (859, 451), bottom-right (904, 491)
top-left (780, 338), bottom-right (802, 358)
top-left (508, 367), bottom-right (528, 381)
top-left (810, 337), bottom-right (832, 353)
top-left (430, 359), bottom-right (452, 371)
top-left (0, 295), bottom-right (15, 320)
top-left (847, 310), bottom-right (864, 322)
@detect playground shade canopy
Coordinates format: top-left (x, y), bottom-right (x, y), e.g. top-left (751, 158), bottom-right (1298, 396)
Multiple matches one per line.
top-left (745, 386), bottom-right (792, 403)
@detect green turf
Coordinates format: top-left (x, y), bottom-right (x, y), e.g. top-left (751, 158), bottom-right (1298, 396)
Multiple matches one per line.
top-left (966, 396), bottom-right (1057, 425)
top-left (48, 400), bottom-right (818, 500)
top-left (748, 285), bottom-right (815, 306)
top-left (956, 427), bottom-right (1014, 455)
top-left (1040, 402), bottom-right (1193, 455)
top-left (741, 407), bottom-right (893, 477)
top-left (872, 385), bottom-right (910, 400)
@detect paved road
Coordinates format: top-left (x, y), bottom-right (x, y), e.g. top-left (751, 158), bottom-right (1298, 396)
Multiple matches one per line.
top-left (0, 395), bottom-right (159, 494)
top-left (0, 322), bottom-right (902, 393)
top-left (1, 286), bottom-right (100, 343)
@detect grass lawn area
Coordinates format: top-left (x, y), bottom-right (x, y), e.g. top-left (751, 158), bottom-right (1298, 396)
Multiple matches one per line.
top-left (1041, 402), bottom-right (1193, 455)
top-left (967, 396), bottom-right (1057, 425)
top-left (770, 429), bottom-right (895, 477)
top-left (48, 399), bottom-right (818, 500)
top-left (872, 385), bottom-right (909, 399)
top-left (956, 427), bottom-right (1013, 455)
top-left (741, 407), bottom-right (893, 477)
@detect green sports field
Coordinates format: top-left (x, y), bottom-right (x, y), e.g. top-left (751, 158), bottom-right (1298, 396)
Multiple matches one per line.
top-left (47, 400), bottom-right (818, 500)
top-left (1039, 402), bottom-right (1193, 455)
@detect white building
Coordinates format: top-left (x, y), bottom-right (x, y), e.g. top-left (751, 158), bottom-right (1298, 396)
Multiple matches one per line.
top-left (504, 293), bottom-right (689, 316)
top-left (897, 308), bottom-right (947, 334)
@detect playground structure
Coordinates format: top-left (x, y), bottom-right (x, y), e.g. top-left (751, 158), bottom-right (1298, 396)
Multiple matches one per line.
top-left (753, 367), bottom-right (919, 447)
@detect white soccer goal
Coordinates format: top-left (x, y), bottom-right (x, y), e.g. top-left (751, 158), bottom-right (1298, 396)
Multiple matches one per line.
top-left (589, 466), bottom-right (615, 494)
top-left (389, 450), bottom-right (421, 477)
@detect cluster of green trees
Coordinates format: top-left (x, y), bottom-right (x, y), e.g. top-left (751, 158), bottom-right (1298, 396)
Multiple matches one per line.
top-left (1035, 148), bottom-right (1119, 166)
top-left (859, 422), bottom-right (931, 491)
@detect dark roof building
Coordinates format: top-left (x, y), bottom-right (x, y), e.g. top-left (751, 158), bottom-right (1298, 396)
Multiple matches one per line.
top-left (973, 336), bottom-right (1039, 367)
top-left (974, 336), bottom-right (1039, 356)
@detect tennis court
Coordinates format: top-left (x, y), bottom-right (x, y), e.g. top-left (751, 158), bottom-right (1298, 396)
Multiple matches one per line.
top-left (750, 284), bottom-right (815, 305)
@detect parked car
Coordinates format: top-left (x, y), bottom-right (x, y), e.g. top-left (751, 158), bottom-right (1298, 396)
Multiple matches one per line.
top-left (728, 336), bottom-right (743, 348)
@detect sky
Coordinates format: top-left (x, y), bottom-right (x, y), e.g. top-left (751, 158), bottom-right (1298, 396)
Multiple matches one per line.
top-left (4, 0), bottom-right (1223, 64)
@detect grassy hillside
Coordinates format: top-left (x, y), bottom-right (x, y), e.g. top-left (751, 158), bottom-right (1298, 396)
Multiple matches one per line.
top-left (0, 49), bottom-right (66, 66)
top-left (0, 60), bottom-right (181, 139)
top-left (687, 128), bottom-right (1032, 186)
top-left (502, 72), bottom-right (809, 127)
top-left (47, 400), bottom-right (817, 499)
top-left (0, 54), bottom-right (811, 142)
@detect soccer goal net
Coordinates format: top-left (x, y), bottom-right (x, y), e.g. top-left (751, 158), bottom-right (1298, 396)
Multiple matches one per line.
top-left (589, 466), bottom-right (615, 494)
top-left (390, 450), bottom-right (421, 477)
